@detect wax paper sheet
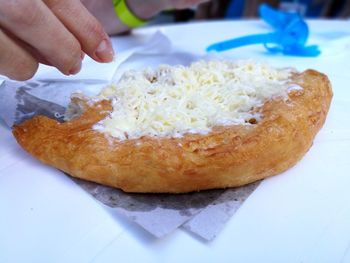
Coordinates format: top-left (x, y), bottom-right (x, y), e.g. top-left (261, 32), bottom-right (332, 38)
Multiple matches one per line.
top-left (0, 32), bottom-right (260, 241)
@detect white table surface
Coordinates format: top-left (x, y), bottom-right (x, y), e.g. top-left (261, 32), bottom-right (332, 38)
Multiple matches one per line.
top-left (1, 20), bottom-right (350, 263)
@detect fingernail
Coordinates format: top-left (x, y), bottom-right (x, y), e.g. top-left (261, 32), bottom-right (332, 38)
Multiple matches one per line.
top-left (95, 39), bottom-right (114, 62)
top-left (68, 59), bottom-right (82, 75)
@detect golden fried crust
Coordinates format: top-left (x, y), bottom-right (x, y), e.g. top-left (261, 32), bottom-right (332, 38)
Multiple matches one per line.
top-left (13, 70), bottom-right (333, 193)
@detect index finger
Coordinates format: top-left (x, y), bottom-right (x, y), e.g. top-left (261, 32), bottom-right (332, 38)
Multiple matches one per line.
top-left (45, 0), bottom-right (114, 63)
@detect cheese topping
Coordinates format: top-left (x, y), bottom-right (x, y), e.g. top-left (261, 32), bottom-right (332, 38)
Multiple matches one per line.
top-left (94, 60), bottom-right (292, 140)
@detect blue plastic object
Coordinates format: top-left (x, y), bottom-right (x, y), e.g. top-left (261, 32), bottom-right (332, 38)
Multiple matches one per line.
top-left (206, 4), bottom-right (320, 57)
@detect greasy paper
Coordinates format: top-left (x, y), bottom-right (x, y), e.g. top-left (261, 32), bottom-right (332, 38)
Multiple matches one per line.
top-left (0, 32), bottom-right (260, 240)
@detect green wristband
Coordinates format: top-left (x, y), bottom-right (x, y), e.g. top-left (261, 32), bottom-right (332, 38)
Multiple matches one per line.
top-left (112, 0), bottom-right (148, 28)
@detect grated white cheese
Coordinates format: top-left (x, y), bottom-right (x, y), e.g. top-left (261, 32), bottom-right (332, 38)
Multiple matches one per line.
top-left (94, 60), bottom-right (292, 140)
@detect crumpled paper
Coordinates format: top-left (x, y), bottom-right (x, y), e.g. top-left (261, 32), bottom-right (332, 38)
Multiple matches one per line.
top-left (0, 32), bottom-right (260, 241)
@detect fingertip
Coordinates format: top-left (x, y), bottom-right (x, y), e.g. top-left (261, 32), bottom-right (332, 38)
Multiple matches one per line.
top-left (10, 60), bottom-right (39, 81)
top-left (93, 38), bottom-right (114, 63)
top-left (66, 59), bottom-right (82, 75)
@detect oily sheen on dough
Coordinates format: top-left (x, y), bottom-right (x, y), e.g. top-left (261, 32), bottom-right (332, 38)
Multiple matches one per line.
top-left (13, 70), bottom-right (332, 193)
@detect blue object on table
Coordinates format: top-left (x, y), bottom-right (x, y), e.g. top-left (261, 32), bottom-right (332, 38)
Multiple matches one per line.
top-left (206, 4), bottom-right (320, 57)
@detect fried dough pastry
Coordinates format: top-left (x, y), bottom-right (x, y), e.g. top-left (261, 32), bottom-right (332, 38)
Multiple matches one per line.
top-left (13, 70), bottom-right (332, 193)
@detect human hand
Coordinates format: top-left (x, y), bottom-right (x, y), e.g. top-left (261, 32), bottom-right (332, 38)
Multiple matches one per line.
top-left (0, 0), bottom-right (114, 80)
top-left (129, 0), bottom-right (211, 19)
top-left (82, 0), bottom-right (210, 35)
top-left (162, 0), bottom-right (211, 10)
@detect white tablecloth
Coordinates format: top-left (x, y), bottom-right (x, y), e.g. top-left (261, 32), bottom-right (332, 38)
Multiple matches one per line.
top-left (1, 20), bottom-right (350, 263)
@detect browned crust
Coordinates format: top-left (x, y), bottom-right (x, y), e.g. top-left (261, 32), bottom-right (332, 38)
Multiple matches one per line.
top-left (13, 70), bottom-right (333, 193)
